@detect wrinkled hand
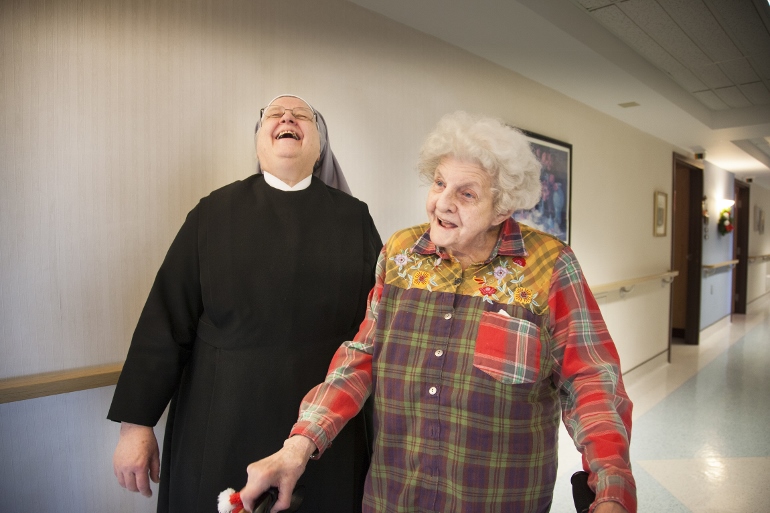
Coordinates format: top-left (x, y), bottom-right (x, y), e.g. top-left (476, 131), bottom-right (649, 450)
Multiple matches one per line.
top-left (239, 436), bottom-right (316, 513)
top-left (593, 501), bottom-right (628, 513)
top-left (113, 422), bottom-right (160, 498)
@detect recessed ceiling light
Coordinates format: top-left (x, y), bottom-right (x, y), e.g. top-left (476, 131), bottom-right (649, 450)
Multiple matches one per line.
top-left (618, 101), bottom-right (640, 108)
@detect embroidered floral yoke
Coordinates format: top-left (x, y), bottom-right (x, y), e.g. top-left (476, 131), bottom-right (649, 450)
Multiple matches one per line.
top-left (292, 219), bottom-right (636, 513)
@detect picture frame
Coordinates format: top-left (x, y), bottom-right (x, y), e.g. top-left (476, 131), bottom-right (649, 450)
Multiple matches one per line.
top-left (513, 130), bottom-right (572, 245)
top-left (654, 191), bottom-right (668, 237)
top-left (755, 205), bottom-right (760, 232)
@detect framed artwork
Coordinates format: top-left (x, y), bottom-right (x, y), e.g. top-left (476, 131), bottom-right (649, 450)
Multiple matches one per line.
top-left (654, 191), bottom-right (668, 237)
top-left (755, 206), bottom-right (760, 232)
top-left (513, 130), bottom-right (572, 244)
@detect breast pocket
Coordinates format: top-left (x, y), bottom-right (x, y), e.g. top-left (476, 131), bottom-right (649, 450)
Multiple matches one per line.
top-left (473, 311), bottom-right (541, 385)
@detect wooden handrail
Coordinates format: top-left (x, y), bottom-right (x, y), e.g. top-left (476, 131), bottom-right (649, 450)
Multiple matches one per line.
top-left (748, 254), bottom-right (770, 264)
top-left (590, 270), bottom-right (679, 296)
top-left (702, 259), bottom-right (739, 276)
top-left (702, 259), bottom-right (740, 270)
top-left (0, 270), bottom-right (683, 403)
top-left (0, 363), bottom-right (122, 404)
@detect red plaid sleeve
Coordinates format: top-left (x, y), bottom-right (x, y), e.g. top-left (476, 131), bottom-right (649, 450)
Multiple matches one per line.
top-left (548, 247), bottom-right (637, 513)
top-left (289, 247), bottom-right (386, 455)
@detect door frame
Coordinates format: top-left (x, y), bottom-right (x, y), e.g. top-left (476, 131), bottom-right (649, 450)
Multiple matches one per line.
top-left (671, 153), bottom-right (704, 347)
top-left (732, 180), bottom-right (750, 315)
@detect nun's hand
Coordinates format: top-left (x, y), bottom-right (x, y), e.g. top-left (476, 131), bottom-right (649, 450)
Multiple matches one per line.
top-left (113, 422), bottom-right (160, 498)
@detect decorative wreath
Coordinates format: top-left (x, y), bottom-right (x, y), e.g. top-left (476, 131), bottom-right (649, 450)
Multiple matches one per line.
top-left (717, 208), bottom-right (734, 236)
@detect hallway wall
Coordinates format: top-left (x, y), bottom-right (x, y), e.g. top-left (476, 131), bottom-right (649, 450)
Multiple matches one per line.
top-left (0, 0), bottom-right (714, 510)
top-left (747, 183), bottom-right (770, 302)
top-left (700, 162), bottom-right (736, 329)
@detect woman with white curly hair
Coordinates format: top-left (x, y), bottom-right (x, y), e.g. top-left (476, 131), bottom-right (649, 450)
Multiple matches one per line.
top-left (239, 112), bottom-right (636, 513)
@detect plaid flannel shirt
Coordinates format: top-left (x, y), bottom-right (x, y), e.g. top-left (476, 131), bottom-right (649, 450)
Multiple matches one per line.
top-left (292, 219), bottom-right (636, 513)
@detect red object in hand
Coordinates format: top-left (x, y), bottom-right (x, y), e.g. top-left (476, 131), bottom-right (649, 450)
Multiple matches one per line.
top-left (218, 488), bottom-right (244, 513)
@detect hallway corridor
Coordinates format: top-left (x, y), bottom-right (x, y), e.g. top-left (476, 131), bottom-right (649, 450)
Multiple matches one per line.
top-left (551, 294), bottom-right (770, 513)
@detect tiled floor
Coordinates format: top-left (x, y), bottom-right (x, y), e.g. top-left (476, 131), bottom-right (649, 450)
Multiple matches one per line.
top-left (550, 294), bottom-right (770, 513)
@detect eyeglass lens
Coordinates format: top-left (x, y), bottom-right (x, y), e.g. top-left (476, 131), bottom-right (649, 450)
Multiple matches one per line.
top-left (262, 105), bottom-right (314, 121)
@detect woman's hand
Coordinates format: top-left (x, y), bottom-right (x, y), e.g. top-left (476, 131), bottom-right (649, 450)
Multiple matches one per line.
top-left (113, 422), bottom-right (160, 497)
top-left (239, 436), bottom-right (316, 512)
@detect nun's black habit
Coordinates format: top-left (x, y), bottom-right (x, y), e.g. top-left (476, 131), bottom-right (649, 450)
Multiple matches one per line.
top-left (108, 99), bottom-right (380, 513)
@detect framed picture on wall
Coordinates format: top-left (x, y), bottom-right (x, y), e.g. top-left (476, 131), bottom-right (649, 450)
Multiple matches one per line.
top-left (654, 191), bottom-right (668, 237)
top-left (513, 130), bottom-right (572, 245)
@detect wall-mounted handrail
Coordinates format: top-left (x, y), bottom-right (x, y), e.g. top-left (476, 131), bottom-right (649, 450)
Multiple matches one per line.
top-left (0, 363), bottom-right (122, 404)
top-left (748, 254), bottom-right (770, 264)
top-left (1, 269), bottom-right (684, 404)
top-left (590, 270), bottom-right (679, 297)
top-left (702, 259), bottom-right (740, 269)
top-left (702, 259), bottom-right (739, 277)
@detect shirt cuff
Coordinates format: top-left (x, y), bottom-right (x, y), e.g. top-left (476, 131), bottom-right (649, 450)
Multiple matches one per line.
top-left (591, 471), bottom-right (637, 513)
top-left (290, 421), bottom-right (333, 459)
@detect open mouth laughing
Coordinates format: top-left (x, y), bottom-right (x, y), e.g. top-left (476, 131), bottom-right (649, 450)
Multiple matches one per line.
top-left (276, 130), bottom-right (300, 140)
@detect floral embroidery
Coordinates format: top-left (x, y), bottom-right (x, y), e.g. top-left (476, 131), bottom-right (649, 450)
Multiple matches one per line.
top-left (473, 276), bottom-right (500, 304)
top-left (492, 265), bottom-right (510, 280)
top-left (392, 251), bottom-right (535, 306)
top-left (479, 285), bottom-right (497, 296)
top-left (391, 250), bottom-right (412, 270)
top-left (394, 253), bottom-right (439, 291)
top-left (412, 271), bottom-right (432, 289)
top-left (513, 287), bottom-right (534, 304)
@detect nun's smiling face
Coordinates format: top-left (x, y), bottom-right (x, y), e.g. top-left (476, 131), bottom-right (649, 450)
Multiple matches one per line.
top-left (256, 96), bottom-right (321, 177)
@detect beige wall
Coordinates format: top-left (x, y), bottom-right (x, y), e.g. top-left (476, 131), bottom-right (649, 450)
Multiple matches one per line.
top-left (1, 0), bottom-right (682, 510)
top-left (748, 184), bottom-right (770, 302)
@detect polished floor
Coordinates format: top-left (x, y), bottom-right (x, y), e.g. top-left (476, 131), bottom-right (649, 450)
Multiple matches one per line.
top-left (550, 293), bottom-right (770, 513)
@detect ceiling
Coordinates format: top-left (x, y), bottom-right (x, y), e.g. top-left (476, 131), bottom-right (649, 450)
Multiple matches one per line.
top-left (347, 0), bottom-right (770, 184)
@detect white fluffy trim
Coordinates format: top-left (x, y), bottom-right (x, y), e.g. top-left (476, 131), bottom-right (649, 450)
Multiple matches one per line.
top-left (218, 488), bottom-right (237, 513)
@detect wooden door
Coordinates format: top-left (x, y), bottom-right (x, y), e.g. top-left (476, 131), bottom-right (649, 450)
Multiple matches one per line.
top-left (732, 181), bottom-right (750, 315)
top-left (671, 155), bottom-right (703, 345)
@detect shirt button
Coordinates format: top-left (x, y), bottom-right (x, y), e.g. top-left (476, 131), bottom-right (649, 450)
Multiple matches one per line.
top-left (434, 349), bottom-right (444, 357)
top-left (444, 313), bottom-right (452, 320)
top-left (454, 277), bottom-right (462, 285)
top-left (429, 386), bottom-right (438, 395)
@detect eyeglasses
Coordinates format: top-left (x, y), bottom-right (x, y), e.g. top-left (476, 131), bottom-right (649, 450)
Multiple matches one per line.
top-left (260, 105), bottom-right (316, 122)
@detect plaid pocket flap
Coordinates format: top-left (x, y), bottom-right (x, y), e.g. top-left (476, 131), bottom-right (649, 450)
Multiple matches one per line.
top-left (473, 311), bottom-right (541, 384)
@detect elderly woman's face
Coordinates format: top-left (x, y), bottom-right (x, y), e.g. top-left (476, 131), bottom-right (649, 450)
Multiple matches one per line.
top-left (256, 96), bottom-right (321, 174)
top-left (426, 157), bottom-right (510, 262)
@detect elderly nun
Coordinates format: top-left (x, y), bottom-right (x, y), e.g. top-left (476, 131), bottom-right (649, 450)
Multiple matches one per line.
top-left (240, 111), bottom-right (636, 513)
top-left (108, 95), bottom-right (381, 513)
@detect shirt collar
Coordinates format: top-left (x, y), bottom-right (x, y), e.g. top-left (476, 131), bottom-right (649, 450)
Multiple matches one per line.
top-left (412, 217), bottom-right (528, 262)
top-left (262, 171), bottom-right (312, 191)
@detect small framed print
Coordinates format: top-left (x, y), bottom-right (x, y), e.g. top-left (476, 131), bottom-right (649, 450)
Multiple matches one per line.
top-left (654, 191), bottom-right (668, 237)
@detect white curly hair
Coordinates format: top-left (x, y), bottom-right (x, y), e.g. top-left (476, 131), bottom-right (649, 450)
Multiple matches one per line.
top-left (417, 111), bottom-right (542, 215)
